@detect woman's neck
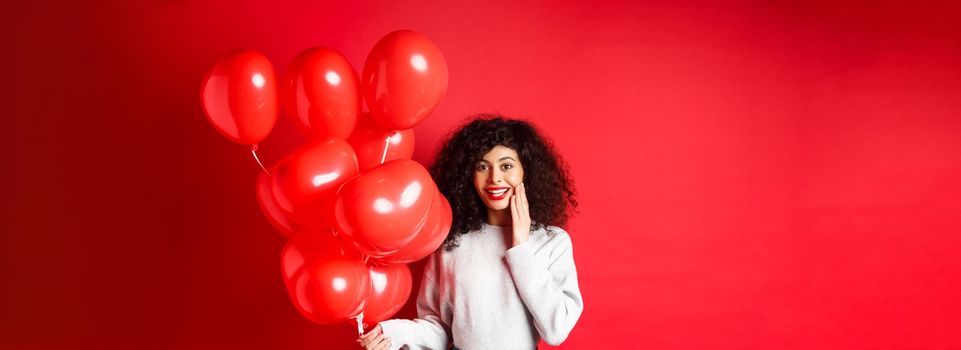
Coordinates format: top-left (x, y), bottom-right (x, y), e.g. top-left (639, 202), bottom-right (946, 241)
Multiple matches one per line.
top-left (486, 208), bottom-right (512, 226)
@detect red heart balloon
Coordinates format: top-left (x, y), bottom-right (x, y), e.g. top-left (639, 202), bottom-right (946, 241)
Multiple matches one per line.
top-left (362, 264), bottom-right (412, 328)
top-left (288, 257), bottom-right (370, 325)
top-left (282, 233), bottom-right (369, 325)
top-left (275, 138), bottom-right (359, 231)
top-left (334, 159), bottom-right (436, 256)
top-left (200, 50), bottom-right (278, 145)
top-left (284, 48), bottom-right (361, 139)
top-left (347, 112), bottom-right (416, 172)
top-left (362, 30), bottom-right (448, 131)
top-left (375, 189), bottom-right (452, 265)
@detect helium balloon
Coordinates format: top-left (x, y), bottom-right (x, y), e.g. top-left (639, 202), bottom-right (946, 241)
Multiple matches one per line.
top-left (334, 159), bottom-right (435, 256)
top-left (375, 189), bottom-right (451, 265)
top-left (276, 138), bottom-right (359, 230)
top-left (362, 30), bottom-right (448, 130)
top-left (288, 256), bottom-right (370, 325)
top-left (201, 50), bottom-right (278, 145)
top-left (284, 48), bottom-right (360, 139)
top-left (282, 233), bottom-right (368, 325)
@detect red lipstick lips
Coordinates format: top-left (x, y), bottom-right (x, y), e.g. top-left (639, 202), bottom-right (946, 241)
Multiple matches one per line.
top-left (484, 186), bottom-right (511, 200)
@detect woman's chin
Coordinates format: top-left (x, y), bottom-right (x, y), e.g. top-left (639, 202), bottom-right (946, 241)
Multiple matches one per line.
top-left (484, 201), bottom-right (510, 211)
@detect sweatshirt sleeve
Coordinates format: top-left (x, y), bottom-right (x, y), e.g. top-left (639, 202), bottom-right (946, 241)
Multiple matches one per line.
top-left (378, 253), bottom-right (451, 350)
top-left (505, 229), bottom-right (584, 346)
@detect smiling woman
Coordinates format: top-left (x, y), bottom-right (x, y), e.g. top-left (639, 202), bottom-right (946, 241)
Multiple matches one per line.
top-left (431, 115), bottom-right (579, 250)
top-left (357, 114), bottom-right (583, 349)
top-left (474, 145), bottom-right (524, 211)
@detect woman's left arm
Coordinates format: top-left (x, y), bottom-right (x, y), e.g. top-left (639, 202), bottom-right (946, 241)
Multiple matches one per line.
top-left (505, 231), bottom-right (584, 346)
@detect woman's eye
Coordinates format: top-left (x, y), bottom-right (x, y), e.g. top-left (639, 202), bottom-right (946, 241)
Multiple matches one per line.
top-left (476, 164), bottom-right (488, 171)
top-left (501, 164), bottom-right (513, 170)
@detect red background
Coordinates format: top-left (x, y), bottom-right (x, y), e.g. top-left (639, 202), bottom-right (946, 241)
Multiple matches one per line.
top-left (3, 1), bottom-right (960, 349)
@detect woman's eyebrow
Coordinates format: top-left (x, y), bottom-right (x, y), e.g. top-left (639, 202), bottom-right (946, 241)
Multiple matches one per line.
top-left (478, 156), bottom-right (516, 164)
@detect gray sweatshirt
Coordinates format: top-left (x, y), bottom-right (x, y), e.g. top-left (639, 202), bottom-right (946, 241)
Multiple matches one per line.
top-left (379, 222), bottom-right (584, 349)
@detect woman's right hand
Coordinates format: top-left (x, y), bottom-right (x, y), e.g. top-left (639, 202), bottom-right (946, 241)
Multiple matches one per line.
top-left (358, 324), bottom-right (391, 350)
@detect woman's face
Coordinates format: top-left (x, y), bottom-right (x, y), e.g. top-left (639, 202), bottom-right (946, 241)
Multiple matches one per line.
top-left (473, 145), bottom-right (524, 211)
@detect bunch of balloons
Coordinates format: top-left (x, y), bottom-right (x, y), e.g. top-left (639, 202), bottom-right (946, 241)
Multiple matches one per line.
top-left (200, 30), bottom-right (451, 332)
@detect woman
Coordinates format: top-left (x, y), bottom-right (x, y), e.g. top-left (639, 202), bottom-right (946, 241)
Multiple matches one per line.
top-left (358, 115), bottom-right (583, 349)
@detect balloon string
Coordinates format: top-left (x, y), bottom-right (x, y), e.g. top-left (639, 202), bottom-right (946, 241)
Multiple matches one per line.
top-left (251, 144), bottom-right (271, 176)
top-left (379, 132), bottom-right (397, 165)
top-left (355, 312), bottom-right (365, 336)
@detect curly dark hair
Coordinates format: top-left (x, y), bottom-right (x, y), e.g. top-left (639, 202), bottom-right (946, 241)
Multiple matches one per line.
top-left (429, 114), bottom-right (578, 250)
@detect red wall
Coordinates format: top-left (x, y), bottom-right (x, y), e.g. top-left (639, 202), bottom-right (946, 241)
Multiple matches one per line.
top-left (3, 1), bottom-right (960, 349)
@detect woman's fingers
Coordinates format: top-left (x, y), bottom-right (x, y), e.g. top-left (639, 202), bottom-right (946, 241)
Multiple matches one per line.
top-left (362, 333), bottom-right (386, 349)
top-left (517, 183), bottom-right (524, 215)
top-left (358, 334), bottom-right (372, 348)
top-left (514, 182), bottom-right (528, 223)
top-left (370, 335), bottom-right (391, 350)
top-left (358, 326), bottom-right (382, 347)
top-left (518, 183), bottom-right (529, 220)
